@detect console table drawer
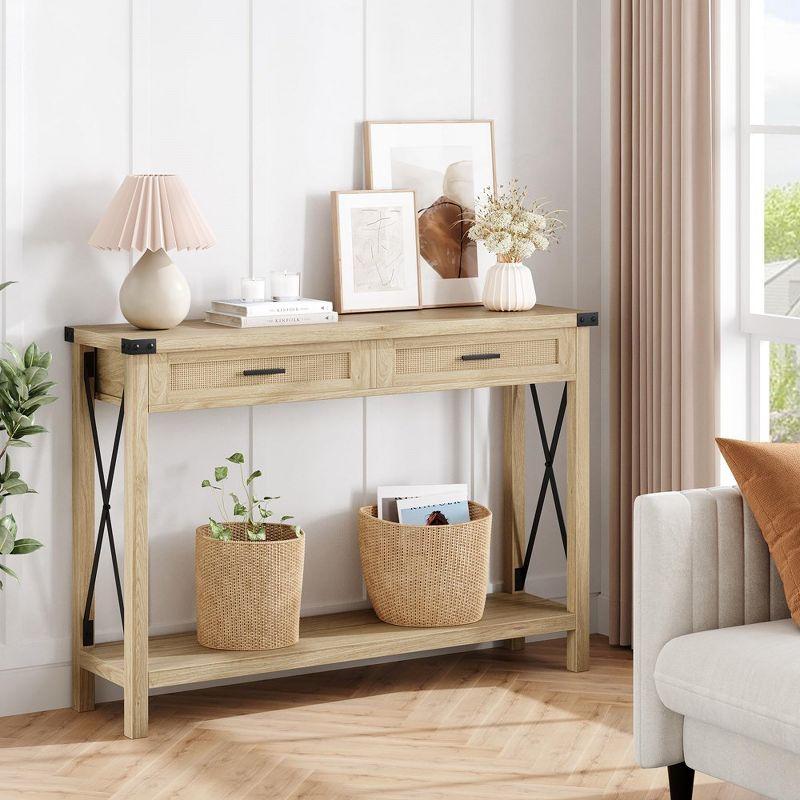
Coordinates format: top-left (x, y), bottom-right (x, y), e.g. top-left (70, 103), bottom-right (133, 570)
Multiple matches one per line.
top-left (379, 330), bottom-right (575, 388)
top-left (149, 342), bottom-right (371, 410)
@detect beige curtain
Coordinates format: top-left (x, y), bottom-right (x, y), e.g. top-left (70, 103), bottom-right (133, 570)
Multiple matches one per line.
top-left (610, 0), bottom-right (718, 646)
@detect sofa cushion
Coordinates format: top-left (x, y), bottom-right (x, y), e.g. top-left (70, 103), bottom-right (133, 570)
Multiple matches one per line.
top-left (716, 438), bottom-right (800, 625)
top-left (654, 619), bottom-right (800, 755)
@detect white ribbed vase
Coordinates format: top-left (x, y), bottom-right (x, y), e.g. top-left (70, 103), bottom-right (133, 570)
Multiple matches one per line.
top-left (482, 262), bottom-right (536, 311)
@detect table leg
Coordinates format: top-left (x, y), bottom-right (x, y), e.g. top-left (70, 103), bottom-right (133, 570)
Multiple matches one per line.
top-left (72, 345), bottom-right (95, 711)
top-left (566, 327), bottom-right (590, 672)
top-left (502, 384), bottom-right (526, 650)
top-left (123, 356), bottom-right (149, 738)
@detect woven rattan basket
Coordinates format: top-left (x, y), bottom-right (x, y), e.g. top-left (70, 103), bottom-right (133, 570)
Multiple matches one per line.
top-left (195, 522), bottom-right (304, 651)
top-left (358, 501), bottom-right (492, 627)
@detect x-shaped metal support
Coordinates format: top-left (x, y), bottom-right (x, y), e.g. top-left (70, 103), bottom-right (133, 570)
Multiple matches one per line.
top-left (514, 383), bottom-right (568, 592)
top-left (82, 350), bottom-right (125, 646)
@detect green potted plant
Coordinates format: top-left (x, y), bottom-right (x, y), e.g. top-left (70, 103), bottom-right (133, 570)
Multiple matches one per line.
top-left (196, 452), bottom-right (304, 651)
top-left (0, 282), bottom-right (56, 587)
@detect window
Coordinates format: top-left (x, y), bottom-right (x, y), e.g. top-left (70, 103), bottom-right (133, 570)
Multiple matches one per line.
top-left (739, 1), bottom-right (800, 441)
top-left (742, 0), bottom-right (800, 334)
top-left (769, 341), bottom-right (800, 441)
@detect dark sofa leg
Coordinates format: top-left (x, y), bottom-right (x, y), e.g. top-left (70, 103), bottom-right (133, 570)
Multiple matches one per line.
top-left (667, 762), bottom-right (695, 799)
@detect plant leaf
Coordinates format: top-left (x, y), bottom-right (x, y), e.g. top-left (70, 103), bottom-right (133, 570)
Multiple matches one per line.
top-left (227, 452), bottom-right (245, 464)
top-left (280, 515), bottom-right (294, 522)
top-left (10, 538), bottom-right (42, 555)
top-left (208, 518), bottom-right (232, 541)
top-left (23, 344), bottom-right (37, 369)
top-left (201, 479), bottom-right (211, 487)
top-left (233, 502), bottom-right (247, 517)
top-left (3, 343), bottom-right (22, 367)
top-left (23, 394), bottom-right (56, 410)
top-left (246, 470), bottom-right (262, 485)
top-left (13, 377), bottom-right (29, 402)
top-left (2, 477), bottom-right (29, 495)
top-left (16, 425), bottom-right (46, 437)
top-left (28, 380), bottom-right (55, 395)
top-left (214, 465), bottom-right (228, 482)
top-left (0, 281), bottom-right (17, 293)
top-left (0, 514), bottom-right (17, 554)
top-left (0, 563), bottom-right (19, 582)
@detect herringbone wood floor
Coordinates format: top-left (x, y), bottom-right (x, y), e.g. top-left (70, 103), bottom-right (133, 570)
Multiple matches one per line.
top-left (0, 636), bottom-right (763, 799)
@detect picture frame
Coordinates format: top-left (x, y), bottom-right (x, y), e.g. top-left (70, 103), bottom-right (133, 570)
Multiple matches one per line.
top-left (331, 189), bottom-right (421, 314)
top-left (364, 120), bottom-right (497, 308)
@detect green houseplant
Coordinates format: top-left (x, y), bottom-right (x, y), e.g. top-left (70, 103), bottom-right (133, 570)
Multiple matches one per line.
top-left (0, 282), bottom-right (56, 587)
top-left (201, 451), bottom-right (300, 540)
top-left (196, 452), bottom-right (304, 651)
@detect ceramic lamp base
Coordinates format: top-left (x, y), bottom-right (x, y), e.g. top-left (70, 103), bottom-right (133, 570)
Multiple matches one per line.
top-left (119, 248), bottom-right (191, 330)
top-left (482, 262), bottom-right (536, 311)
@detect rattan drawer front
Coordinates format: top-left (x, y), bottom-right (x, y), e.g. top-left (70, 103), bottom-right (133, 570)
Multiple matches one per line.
top-left (150, 342), bottom-right (371, 410)
top-left (380, 329), bottom-right (575, 389)
top-left (170, 351), bottom-right (350, 392)
top-left (396, 339), bottom-right (558, 375)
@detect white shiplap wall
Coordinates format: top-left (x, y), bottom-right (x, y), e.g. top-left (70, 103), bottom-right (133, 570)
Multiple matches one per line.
top-left (0, 0), bottom-right (603, 715)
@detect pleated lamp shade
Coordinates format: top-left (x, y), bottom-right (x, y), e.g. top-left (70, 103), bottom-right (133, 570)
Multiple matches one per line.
top-left (89, 174), bottom-right (215, 252)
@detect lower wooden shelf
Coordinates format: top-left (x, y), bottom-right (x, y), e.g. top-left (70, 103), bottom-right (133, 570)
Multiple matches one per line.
top-left (80, 592), bottom-right (574, 690)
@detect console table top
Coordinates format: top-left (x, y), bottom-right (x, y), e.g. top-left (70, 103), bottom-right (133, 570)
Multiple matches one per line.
top-left (67, 304), bottom-right (587, 354)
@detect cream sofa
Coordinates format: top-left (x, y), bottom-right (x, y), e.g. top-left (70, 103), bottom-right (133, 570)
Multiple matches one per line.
top-left (633, 486), bottom-right (799, 800)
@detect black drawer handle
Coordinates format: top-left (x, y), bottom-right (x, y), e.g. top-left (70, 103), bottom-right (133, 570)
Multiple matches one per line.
top-left (242, 368), bottom-right (286, 376)
top-left (460, 353), bottom-right (501, 362)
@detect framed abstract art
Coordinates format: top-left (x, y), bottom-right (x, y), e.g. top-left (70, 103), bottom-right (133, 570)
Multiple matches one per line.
top-left (364, 120), bottom-right (496, 308)
top-left (331, 189), bottom-right (421, 314)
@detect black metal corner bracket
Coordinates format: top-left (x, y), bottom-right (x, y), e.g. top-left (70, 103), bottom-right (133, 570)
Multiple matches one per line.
top-left (577, 311), bottom-right (599, 327)
top-left (82, 349), bottom-right (125, 646)
top-left (514, 383), bottom-right (569, 592)
top-left (64, 326), bottom-right (75, 343)
top-left (120, 338), bottom-right (156, 355)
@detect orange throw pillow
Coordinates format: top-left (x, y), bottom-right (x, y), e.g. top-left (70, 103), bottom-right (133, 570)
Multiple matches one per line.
top-left (716, 438), bottom-right (800, 624)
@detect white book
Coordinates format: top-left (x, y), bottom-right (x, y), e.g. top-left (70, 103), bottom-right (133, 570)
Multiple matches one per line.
top-left (395, 494), bottom-right (472, 526)
top-left (211, 298), bottom-right (333, 316)
top-left (204, 310), bottom-right (338, 328)
top-left (377, 484), bottom-right (469, 522)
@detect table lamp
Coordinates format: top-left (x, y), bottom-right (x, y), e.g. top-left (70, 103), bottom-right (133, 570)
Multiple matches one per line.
top-left (89, 174), bottom-right (215, 330)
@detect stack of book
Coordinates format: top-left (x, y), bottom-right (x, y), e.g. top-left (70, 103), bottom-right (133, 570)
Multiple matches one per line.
top-left (204, 298), bottom-right (338, 328)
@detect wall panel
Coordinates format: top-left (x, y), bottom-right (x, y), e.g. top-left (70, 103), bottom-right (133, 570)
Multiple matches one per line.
top-left (251, 0), bottom-right (366, 614)
top-left (365, 0), bottom-right (472, 120)
top-left (7, 0), bottom-right (130, 659)
top-left (475, 0), bottom-right (580, 597)
top-left (363, 0), bottom-right (474, 543)
top-left (144, 0), bottom-right (253, 632)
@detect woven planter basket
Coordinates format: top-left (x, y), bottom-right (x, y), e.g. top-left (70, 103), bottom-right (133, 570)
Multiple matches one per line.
top-left (358, 501), bottom-right (492, 627)
top-left (195, 522), bottom-right (304, 651)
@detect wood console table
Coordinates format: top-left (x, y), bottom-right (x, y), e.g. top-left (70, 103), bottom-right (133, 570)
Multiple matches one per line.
top-left (67, 304), bottom-right (596, 739)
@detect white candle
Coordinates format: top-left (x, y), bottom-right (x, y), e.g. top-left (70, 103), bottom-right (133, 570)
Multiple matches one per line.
top-left (241, 277), bottom-right (266, 302)
top-left (270, 270), bottom-right (301, 301)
